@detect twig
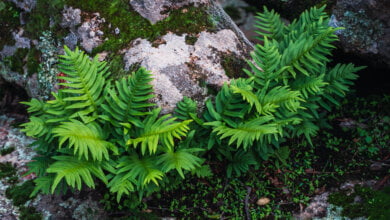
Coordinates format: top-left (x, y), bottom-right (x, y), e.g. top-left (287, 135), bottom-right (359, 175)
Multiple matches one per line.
top-left (244, 186), bottom-right (252, 220)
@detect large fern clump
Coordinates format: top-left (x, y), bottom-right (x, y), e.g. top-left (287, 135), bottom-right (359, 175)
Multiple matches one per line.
top-left (175, 5), bottom-right (364, 177)
top-left (21, 46), bottom-right (207, 202)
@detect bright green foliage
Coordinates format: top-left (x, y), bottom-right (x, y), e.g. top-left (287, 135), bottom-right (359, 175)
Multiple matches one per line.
top-left (22, 46), bottom-right (204, 202)
top-left (175, 5), bottom-right (364, 176)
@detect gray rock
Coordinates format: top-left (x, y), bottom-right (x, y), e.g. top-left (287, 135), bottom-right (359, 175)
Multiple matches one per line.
top-left (60, 6), bottom-right (81, 30)
top-left (114, 27), bottom-right (120, 35)
top-left (76, 14), bottom-right (105, 53)
top-left (0, 30), bottom-right (30, 59)
top-left (124, 29), bottom-right (247, 113)
top-left (63, 32), bottom-right (78, 50)
top-left (9, 0), bottom-right (36, 12)
top-left (129, 0), bottom-right (210, 24)
top-left (331, 0), bottom-right (390, 67)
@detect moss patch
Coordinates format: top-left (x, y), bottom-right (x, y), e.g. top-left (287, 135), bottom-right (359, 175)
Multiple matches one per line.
top-left (2, 47), bottom-right (41, 75)
top-left (19, 206), bottom-right (43, 220)
top-left (220, 53), bottom-right (248, 79)
top-left (0, 1), bottom-right (20, 50)
top-left (0, 162), bottom-right (17, 179)
top-left (5, 180), bottom-right (36, 206)
top-left (0, 146), bottom-right (15, 156)
top-left (24, 0), bottom-right (66, 40)
top-left (329, 185), bottom-right (390, 219)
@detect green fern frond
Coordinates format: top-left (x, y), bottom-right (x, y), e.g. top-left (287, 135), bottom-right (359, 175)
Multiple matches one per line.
top-left (47, 156), bottom-right (107, 193)
top-left (291, 75), bottom-right (327, 98)
top-left (116, 155), bottom-right (164, 186)
top-left (230, 79), bottom-right (262, 113)
top-left (53, 120), bottom-right (118, 161)
top-left (30, 175), bottom-right (55, 197)
top-left (226, 150), bottom-right (257, 177)
top-left (127, 108), bottom-right (192, 155)
top-left (204, 84), bottom-right (250, 127)
top-left (175, 96), bottom-right (198, 120)
top-left (21, 116), bottom-right (49, 138)
top-left (293, 119), bottom-right (319, 145)
top-left (191, 165), bottom-right (213, 178)
top-left (102, 67), bottom-right (155, 128)
top-left (323, 63), bottom-right (362, 97)
top-left (261, 86), bottom-right (303, 113)
top-left (206, 116), bottom-right (279, 149)
top-left (21, 98), bottom-right (45, 115)
top-left (25, 156), bottom-right (53, 177)
top-left (58, 46), bottom-right (109, 118)
top-left (107, 173), bottom-right (135, 202)
top-left (157, 148), bottom-right (204, 178)
top-left (254, 6), bottom-right (285, 42)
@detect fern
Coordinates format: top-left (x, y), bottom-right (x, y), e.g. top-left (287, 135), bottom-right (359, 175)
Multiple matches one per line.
top-left (53, 120), bottom-right (118, 161)
top-left (47, 155), bottom-right (107, 192)
top-left (57, 47), bottom-right (107, 119)
top-left (101, 67), bottom-right (155, 128)
top-left (157, 148), bottom-right (204, 178)
top-left (206, 116), bottom-right (279, 149)
top-left (182, 5), bottom-right (364, 177)
top-left (22, 46), bottom-right (199, 203)
top-left (226, 150), bottom-right (257, 177)
top-left (127, 108), bottom-right (192, 154)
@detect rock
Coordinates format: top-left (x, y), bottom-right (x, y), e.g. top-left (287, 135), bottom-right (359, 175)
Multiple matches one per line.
top-left (0, 115), bottom-right (35, 219)
top-left (217, 0), bottom-right (259, 43)
top-left (63, 32), bottom-right (78, 50)
top-left (123, 29), bottom-right (247, 113)
top-left (294, 192), bottom-right (330, 219)
top-left (256, 197), bottom-right (270, 206)
top-left (0, 30), bottom-right (31, 58)
top-left (60, 6), bottom-right (81, 30)
top-left (9, 0), bottom-right (36, 12)
top-left (331, 0), bottom-right (390, 67)
top-left (114, 27), bottom-right (120, 35)
top-left (129, 0), bottom-right (210, 24)
top-left (76, 14), bottom-right (105, 53)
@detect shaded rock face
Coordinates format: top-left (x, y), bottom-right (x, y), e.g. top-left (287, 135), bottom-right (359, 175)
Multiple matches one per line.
top-left (331, 0), bottom-right (390, 67)
top-left (218, 0), bottom-right (258, 43)
top-left (9, 0), bottom-right (36, 12)
top-left (129, 0), bottom-right (210, 24)
top-left (124, 29), bottom-right (247, 113)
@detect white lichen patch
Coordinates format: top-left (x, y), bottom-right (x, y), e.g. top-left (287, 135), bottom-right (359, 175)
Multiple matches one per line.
top-left (0, 116), bottom-right (36, 219)
top-left (123, 29), bottom-right (246, 113)
top-left (130, 0), bottom-right (210, 24)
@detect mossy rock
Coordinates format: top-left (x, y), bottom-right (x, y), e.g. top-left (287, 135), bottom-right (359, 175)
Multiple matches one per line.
top-left (329, 185), bottom-right (390, 219)
top-left (5, 180), bottom-right (37, 207)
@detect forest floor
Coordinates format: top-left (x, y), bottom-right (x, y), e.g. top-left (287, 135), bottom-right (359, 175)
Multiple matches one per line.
top-left (1, 93), bottom-right (389, 219)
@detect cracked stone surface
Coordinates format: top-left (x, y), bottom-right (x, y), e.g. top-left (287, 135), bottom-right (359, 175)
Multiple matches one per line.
top-left (123, 29), bottom-right (246, 113)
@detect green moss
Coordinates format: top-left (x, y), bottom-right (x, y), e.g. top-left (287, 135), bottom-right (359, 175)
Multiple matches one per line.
top-left (329, 185), bottom-right (390, 219)
top-left (5, 180), bottom-right (37, 206)
top-left (185, 34), bottom-right (198, 45)
top-left (2, 48), bottom-right (28, 74)
top-left (220, 53), bottom-right (248, 79)
top-left (1, 146), bottom-right (15, 156)
top-left (19, 206), bottom-right (42, 220)
top-left (24, 0), bottom-right (65, 40)
top-left (0, 162), bottom-right (17, 179)
top-left (26, 48), bottom-right (41, 75)
top-left (0, 1), bottom-right (20, 50)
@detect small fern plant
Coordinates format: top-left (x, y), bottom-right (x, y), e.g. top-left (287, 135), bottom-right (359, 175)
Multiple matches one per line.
top-left (21, 46), bottom-right (207, 202)
top-left (174, 5), bottom-right (364, 177)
